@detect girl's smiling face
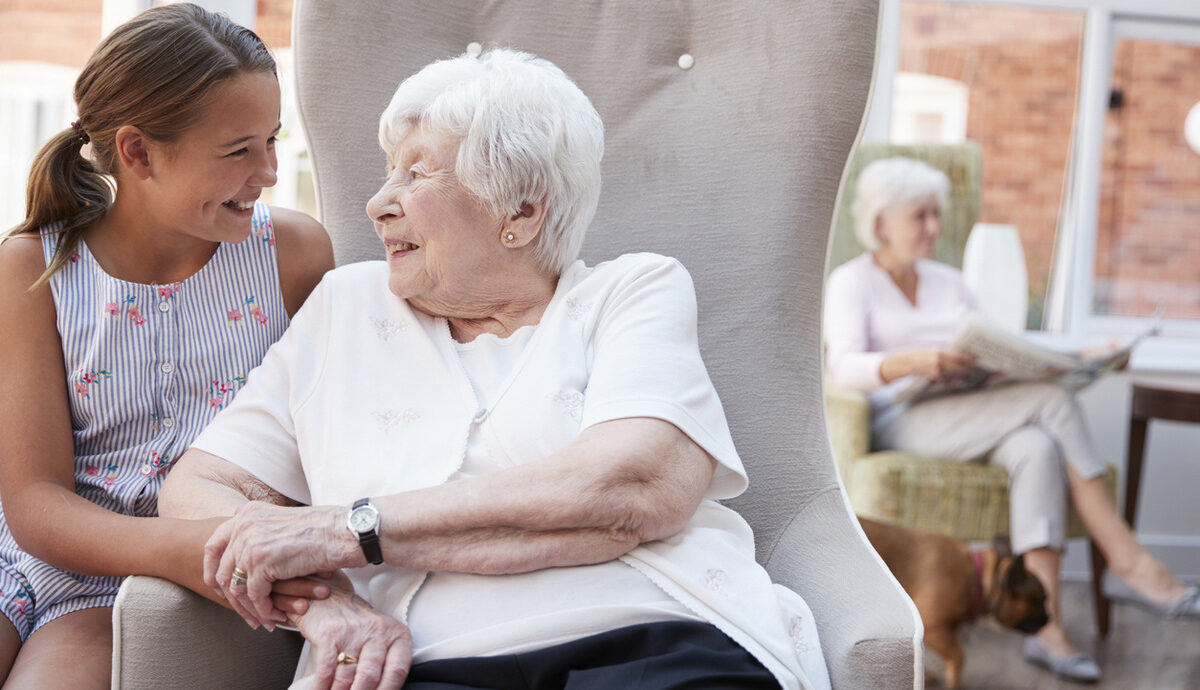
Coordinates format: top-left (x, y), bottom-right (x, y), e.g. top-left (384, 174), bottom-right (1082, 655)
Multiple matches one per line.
top-left (146, 69), bottom-right (281, 244)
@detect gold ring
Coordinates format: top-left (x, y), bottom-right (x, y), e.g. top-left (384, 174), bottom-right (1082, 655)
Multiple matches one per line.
top-left (231, 567), bottom-right (248, 586)
top-left (336, 652), bottom-right (358, 665)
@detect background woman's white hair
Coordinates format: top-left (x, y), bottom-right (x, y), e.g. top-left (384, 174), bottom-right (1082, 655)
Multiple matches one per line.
top-left (378, 48), bottom-right (604, 275)
top-left (851, 157), bottom-right (950, 251)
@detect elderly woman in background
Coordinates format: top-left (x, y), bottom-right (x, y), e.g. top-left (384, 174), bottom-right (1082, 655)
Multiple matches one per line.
top-left (824, 156), bottom-right (1199, 683)
top-left (159, 48), bottom-right (830, 690)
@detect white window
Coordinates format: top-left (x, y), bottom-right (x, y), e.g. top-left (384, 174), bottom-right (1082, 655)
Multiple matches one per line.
top-left (0, 62), bottom-right (78, 230)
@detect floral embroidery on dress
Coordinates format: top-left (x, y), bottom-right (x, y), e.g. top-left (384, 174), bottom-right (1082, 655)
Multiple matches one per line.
top-left (245, 296), bottom-right (268, 324)
top-left (373, 408), bottom-right (420, 431)
top-left (208, 375), bottom-right (247, 409)
top-left (253, 215), bottom-right (275, 246)
top-left (84, 461), bottom-right (120, 488)
top-left (156, 283), bottom-right (182, 300)
top-left (550, 390), bottom-right (584, 418)
top-left (103, 295), bottom-right (146, 325)
top-left (140, 451), bottom-right (175, 478)
top-left (227, 309), bottom-right (244, 326)
top-left (0, 583), bottom-right (33, 616)
top-left (149, 412), bottom-right (160, 432)
top-left (566, 297), bottom-right (590, 319)
top-left (701, 569), bottom-right (726, 593)
top-left (370, 316), bottom-right (409, 341)
top-left (68, 250), bottom-right (80, 263)
top-left (73, 368), bottom-right (113, 397)
top-left (788, 616), bottom-right (809, 654)
top-left (127, 304), bottom-right (146, 326)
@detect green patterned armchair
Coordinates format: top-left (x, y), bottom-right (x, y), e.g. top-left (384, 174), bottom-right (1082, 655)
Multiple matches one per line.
top-left (824, 142), bottom-right (1119, 634)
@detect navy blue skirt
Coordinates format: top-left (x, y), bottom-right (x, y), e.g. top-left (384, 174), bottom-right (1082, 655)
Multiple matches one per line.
top-left (405, 620), bottom-right (780, 689)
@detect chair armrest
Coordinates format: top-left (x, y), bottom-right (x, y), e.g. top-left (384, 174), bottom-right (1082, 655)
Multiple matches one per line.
top-left (112, 576), bottom-right (304, 690)
top-left (766, 488), bottom-right (922, 690)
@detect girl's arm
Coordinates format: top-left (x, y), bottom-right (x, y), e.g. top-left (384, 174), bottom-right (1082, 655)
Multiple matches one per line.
top-left (271, 207), bottom-right (334, 317)
top-left (0, 236), bottom-right (218, 594)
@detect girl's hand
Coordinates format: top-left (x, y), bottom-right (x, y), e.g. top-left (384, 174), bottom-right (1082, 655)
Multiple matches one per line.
top-left (289, 573), bottom-right (411, 690)
top-left (270, 575), bottom-right (333, 617)
top-left (204, 502), bottom-right (353, 628)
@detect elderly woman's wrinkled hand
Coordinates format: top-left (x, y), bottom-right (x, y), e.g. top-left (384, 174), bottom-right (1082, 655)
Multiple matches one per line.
top-left (205, 501), bottom-right (352, 628)
top-left (289, 572), bottom-right (412, 690)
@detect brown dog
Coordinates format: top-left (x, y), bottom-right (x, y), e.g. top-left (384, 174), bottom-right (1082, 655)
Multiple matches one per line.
top-left (859, 517), bottom-right (1049, 689)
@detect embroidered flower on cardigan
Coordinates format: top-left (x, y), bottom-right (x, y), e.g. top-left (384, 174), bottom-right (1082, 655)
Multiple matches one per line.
top-left (566, 297), bottom-right (590, 319)
top-left (373, 409), bottom-right (420, 431)
top-left (550, 390), bottom-right (584, 418)
top-left (789, 615), bottom-right (809, 654)
top-left (701, 569), bottom-right (726, 593)
top-left (370, 316), bottom-right (409, 341)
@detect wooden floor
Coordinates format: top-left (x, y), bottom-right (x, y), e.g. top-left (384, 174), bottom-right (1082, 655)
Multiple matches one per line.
top-left (923, 581), bottom-right (1200, 689)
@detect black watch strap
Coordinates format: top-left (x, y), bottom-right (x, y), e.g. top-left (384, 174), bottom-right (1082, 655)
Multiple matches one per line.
top-left (352, 498), bottom-right (384, 565)
top-left (359, 531), bottom-right (383, 565)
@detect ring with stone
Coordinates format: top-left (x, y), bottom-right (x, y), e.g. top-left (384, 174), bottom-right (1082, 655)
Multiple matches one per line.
top-left (231, 567), bottom-right (249, 587)
top-left (336, 651), bottom-right (358, 665)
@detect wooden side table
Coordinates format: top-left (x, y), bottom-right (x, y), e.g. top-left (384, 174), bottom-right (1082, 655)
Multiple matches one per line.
top-left (1092, 374), bottom-right (1200, 636)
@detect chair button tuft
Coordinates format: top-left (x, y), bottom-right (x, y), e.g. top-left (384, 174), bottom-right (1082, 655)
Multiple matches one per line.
top-left (678, 53), bottom-right (694, 70)
top-left (467, 42), bottom-right (483, 58)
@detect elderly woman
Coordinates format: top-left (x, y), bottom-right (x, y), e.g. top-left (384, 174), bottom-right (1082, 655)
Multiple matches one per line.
top-left (159, 49), bottom-right (830, 690)
top-left (824, 156), bottom-right (1199, 683)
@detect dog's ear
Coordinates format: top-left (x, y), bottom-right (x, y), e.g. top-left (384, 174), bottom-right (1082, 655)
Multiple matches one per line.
top-left (993, 533), bottom-right (1013, 559)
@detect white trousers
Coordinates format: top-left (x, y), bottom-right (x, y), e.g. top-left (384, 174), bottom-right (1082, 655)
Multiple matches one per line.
top-left (873, 382), bottom-right (1107, 554)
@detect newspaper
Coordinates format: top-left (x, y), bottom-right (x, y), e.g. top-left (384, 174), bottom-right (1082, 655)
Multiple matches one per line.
top-left (894, 315), bottom-right (1155, 405)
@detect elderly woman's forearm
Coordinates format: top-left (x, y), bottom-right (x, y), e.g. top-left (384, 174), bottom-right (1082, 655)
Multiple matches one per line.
top-left (373, 418), bottom-right (715, 573)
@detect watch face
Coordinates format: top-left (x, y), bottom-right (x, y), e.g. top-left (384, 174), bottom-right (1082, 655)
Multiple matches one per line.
top-left (349, 505), bottom-right (378, 533)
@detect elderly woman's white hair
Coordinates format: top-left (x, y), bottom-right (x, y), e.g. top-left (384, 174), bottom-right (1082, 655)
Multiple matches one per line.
top-left (378, 48), bottom-right (605, 276)
top-left (851, 157), bottom-right (950, 251)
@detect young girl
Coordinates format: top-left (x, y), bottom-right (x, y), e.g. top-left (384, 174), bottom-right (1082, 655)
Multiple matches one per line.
top-left (0, 4), bottom-right (334, 685)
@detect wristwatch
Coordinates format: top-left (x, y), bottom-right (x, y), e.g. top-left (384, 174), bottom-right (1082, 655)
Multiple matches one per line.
top-left (346, 498), bottom-right (383, 565)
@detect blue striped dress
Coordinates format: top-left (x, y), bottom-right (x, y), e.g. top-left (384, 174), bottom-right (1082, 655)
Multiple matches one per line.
top-left (0, 202), bottom-right (288, 640)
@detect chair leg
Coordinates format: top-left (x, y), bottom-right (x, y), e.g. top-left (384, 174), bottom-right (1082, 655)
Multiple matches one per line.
top-left (1089, 538), bottom-right (1110, 636)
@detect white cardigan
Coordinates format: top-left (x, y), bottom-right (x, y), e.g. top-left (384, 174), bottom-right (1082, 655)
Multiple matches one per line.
top-left (194, 252), bottom-right (829, 690)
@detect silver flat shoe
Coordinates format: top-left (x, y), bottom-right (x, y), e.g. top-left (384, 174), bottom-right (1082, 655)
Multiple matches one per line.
top-left (1023, 638), bottom-right (1101, 684)
top-left (1115, 585), bottom-right (1200, 620)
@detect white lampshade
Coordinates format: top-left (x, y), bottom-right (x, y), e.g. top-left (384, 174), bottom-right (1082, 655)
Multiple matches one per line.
top-left (962, 223), bottom-right (1028, 333)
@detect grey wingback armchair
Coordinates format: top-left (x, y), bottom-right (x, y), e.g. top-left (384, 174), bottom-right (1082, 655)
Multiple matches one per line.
top-left (111, 2), bottom-right (921, 688)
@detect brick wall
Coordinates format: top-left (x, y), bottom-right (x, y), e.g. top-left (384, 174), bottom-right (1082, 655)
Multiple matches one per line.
top-left (0, 0), bottom-right (103, 68)
top-left (1096, 40), bottom-right (1200, 319)
top-left (0, 0), bottom-right (295, 68)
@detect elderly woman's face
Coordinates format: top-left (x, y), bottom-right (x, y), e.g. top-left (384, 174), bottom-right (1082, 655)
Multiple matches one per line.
top-left (876, 194), bottom-right (941, 265)
top-left (366, 124), bottom-right (508, 306)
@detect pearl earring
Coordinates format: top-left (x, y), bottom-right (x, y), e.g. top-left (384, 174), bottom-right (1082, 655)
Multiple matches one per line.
top-left (504, 232), bottom-right (516, 243)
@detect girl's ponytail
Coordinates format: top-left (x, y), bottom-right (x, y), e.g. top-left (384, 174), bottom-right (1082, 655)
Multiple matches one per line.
top-left (8, 126), bottom-right (115, 287)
